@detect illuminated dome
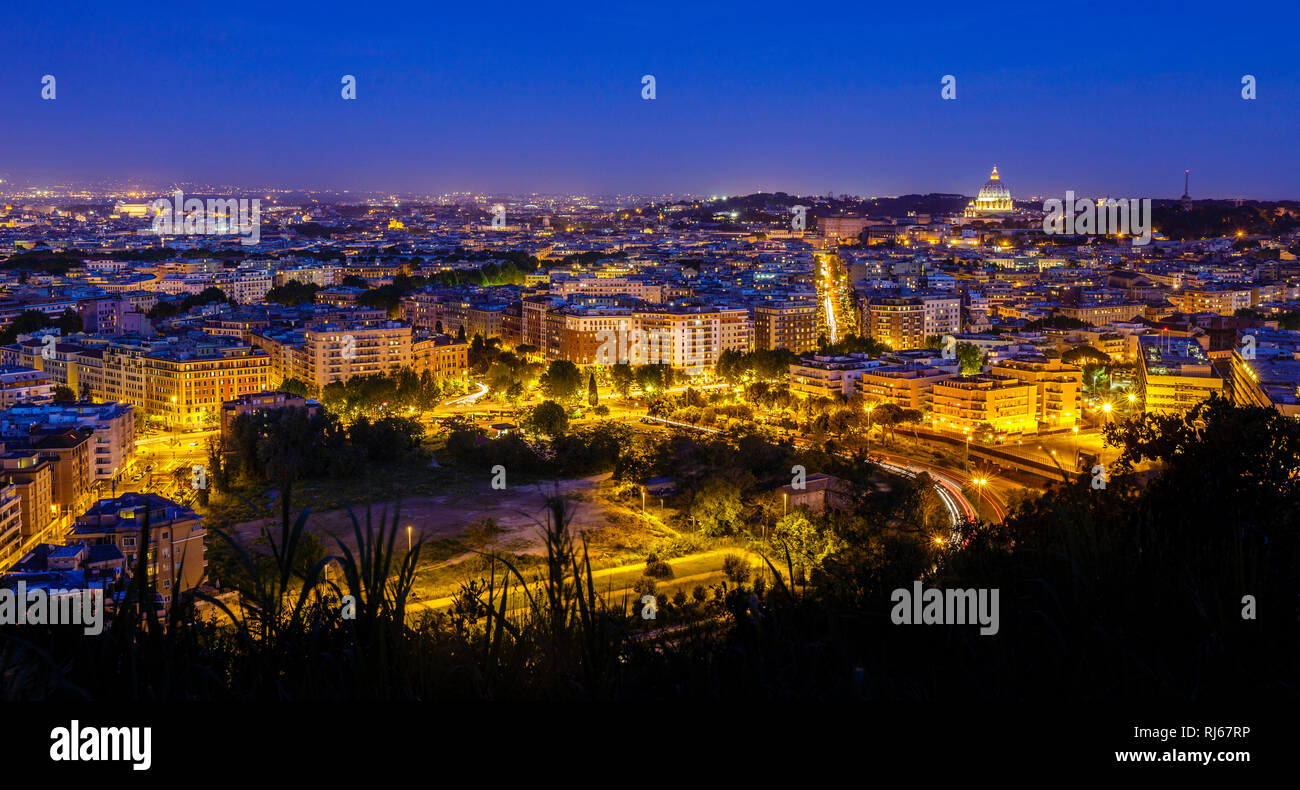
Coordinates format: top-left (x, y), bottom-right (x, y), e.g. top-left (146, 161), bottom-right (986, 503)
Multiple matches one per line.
top-left (964, 166), bottom-right (1014, 216)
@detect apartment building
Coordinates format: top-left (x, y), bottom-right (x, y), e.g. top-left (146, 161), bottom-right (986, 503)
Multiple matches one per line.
top-left (26, 428), bottom-right (94, 527)
top-left (1054, 302), bottom-right (1146, 325)
top-left (931, 374), bottom-right (1039, 434)
top-left (549, 273), bottom-right (670, 302)
top-left (77, 295), bottom-right (154, 335)
top-left (274, 264), bottom-right (343, 288)
top-left (0, 401), bottom-right (135, 481)
top-left (73, 493), bottom-right (206, 602)
top-left (545, 305), bottom-right (634, 365)
top-left (1137, 334), bottom-right (1224, 415)
top-left (0, 482), bottom-right (23, 569)
top-left (1170, 286), bottom-right (1253, 316)
top-left (0, 366), bottom-right (56, 407)
top-left (753, 301), bottom-right (818, 353)
top-left (857, 364), bottom-right (955, 411)
top-left (270, 322), bottom-right (412, 389)
top-left (4, 336), bottom-right (269, 428)
top-left (862, 295), bottom-right (960, 351)
top-left (0, 450), bottom-right (54, 540)
top-left (990, 355), bottom-right (1083, 429)
top-left (411, 333), bottom-right (470, 381)
top-left (789, 355), bottom-right (879, 399)
top-left (137, 345), bottom-right (271, 428)
top-left (1227, 350), bottom-right (1300, 419)
top-left (521, 295), bottom-right (568, 349)
top-left (630, 306), bottom-right (752, 374)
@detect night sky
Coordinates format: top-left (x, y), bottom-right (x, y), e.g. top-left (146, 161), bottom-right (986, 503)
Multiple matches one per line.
top-left (3, 0), bottom-right (1298, 198)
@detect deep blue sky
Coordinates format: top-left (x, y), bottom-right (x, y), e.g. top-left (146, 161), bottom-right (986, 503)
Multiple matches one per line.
top-left (2, 1), bottom-right (1297, 199)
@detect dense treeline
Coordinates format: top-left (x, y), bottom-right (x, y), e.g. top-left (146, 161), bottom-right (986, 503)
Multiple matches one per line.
top-left (210, 406), bottom-right (425, 492)
top-left (0, 308), bottom-right (82, 345)
top-left (147, 286), bottom-right (229, 318)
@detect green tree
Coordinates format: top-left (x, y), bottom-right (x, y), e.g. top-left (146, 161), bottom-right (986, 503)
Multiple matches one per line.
top-left (539, 360), bottom-right (582, 402)
top-left (769, 511), bottom-right (841, 580)
top-left (524, 400), bottom-right (569, 438)
top-left (264, 280), bottom-right (320, 306)
top-left (955, 342), bottom-right (985, 375)
top-left (0, 310), bottom-right (55, 345)
top-left (610, 363), bottom-right (634, 398)
top-left (690, 477), bottom-right (743, 536)
top-left (587, 372), bottom-right (599, 408)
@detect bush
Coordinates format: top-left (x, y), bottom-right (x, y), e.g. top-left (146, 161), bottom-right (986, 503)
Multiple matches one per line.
top-left (653, 533), bottom-right (707, 559)
top-left (644, 552), bottom-right (674, 579)
top-left (691, 585), bottom-right (707, 604)
top-left (672, 590), bottom-right (688, 607)
top-left (722, 554), bottom-right (751, 585)
top-left (632, 577), bottom-right (657, 598)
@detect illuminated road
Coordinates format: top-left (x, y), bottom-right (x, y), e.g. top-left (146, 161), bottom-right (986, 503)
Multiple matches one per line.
top-left (443, 381), bottom-right (489, 407)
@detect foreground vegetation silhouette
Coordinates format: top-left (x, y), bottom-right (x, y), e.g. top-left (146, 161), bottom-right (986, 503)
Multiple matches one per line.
top-left (1, 395), bottom-right (1295, 700)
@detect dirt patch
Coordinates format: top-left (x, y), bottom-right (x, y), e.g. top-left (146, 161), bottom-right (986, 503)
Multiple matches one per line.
top-left (229, 473), bottom-right (616, 556)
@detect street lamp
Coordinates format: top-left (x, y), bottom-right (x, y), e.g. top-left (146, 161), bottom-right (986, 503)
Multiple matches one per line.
top-left (864, 403), bottom-right (876, 456)
top-left (407, 525), bottom-right (412, 553)
top-left (971, 477), bottom-right (991, 519)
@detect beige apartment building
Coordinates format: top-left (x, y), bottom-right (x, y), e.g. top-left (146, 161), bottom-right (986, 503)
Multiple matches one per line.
top-left (543, 305), bottom-right (751, 374)
top-left (857, 364), bottom-right (955, 411)
top-left (291, 322), bottom-right (412, 389)
top-left (931, 374), bottom-right (1039, 434)
top-left (0, 401), bottom-right (136, 481)
top-left (412, 334), bottom-right (470, 381)
top-left (1170, 286), bottom-right (1253, 316)
top-left (990, 356), bottom-right (1083, 429)
top-left (789, 355), bottom-right (876, 399)
top-left (3, 337), bottom-right (269, 428)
